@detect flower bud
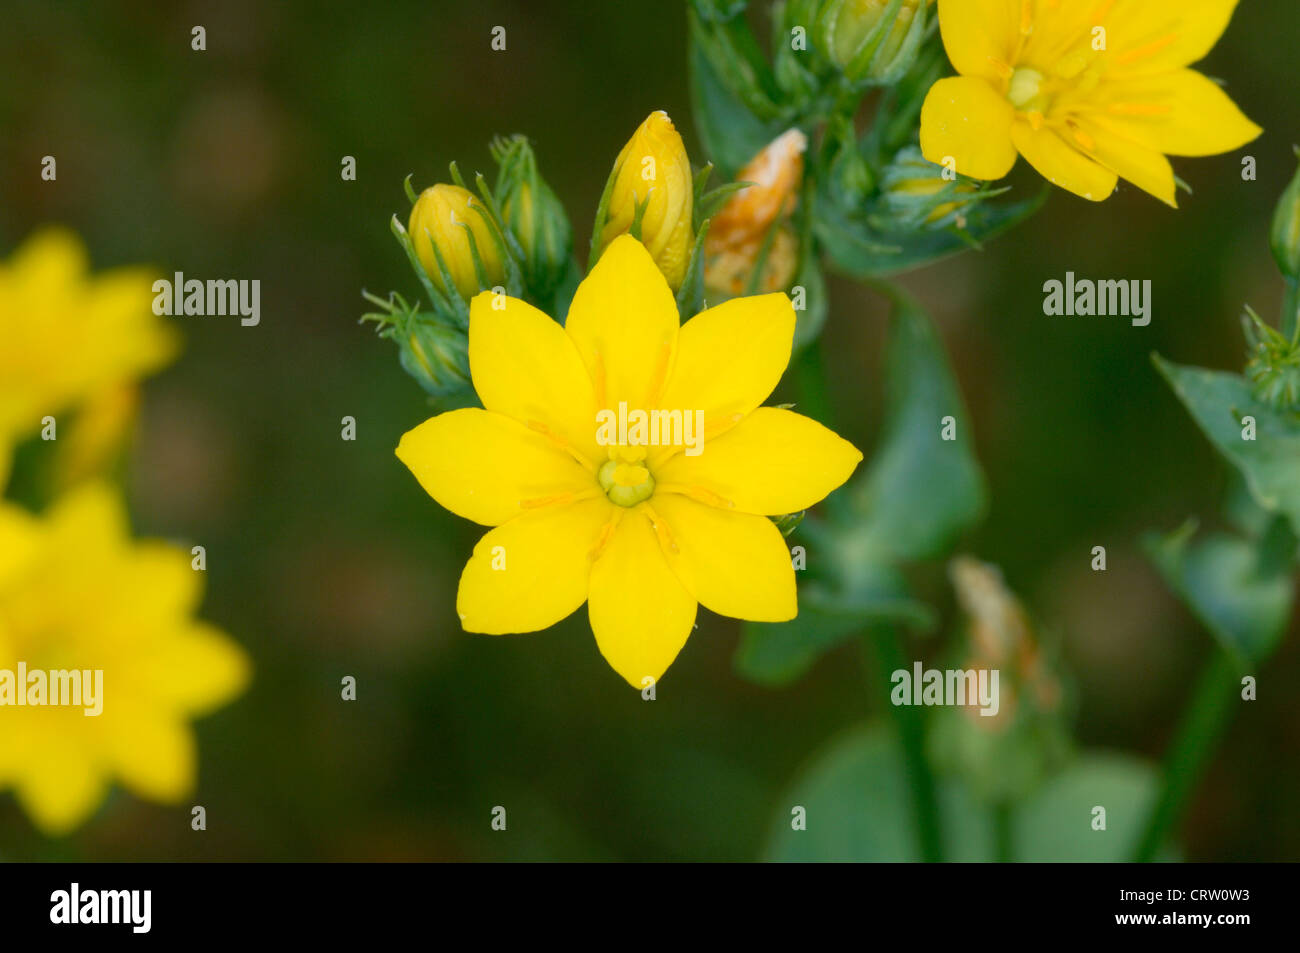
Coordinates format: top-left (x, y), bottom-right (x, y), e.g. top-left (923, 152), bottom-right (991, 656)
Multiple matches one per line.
top-left (398, 315), bottom-right (471, 397)
top-left (705, 226), bottom-right (800, 298)
top-left (595, 111), bottom-right (694, 291)
top-left (494, 137), bottom-right (573, 300)
top-left (709, 129), bottom-right (807, 250)
top-left (823, 0), bottom-right (930, 83)
top-left (880, 146), bottom-right (982, 228)
top-left (408, 184), bottom-right (505, 301)
top-left (1243, 307), bottom-right (1300, 410)
top-left (1271, 154), bottom-right (1300, 280)
top-left (704, 130), bottom-right (806, 298)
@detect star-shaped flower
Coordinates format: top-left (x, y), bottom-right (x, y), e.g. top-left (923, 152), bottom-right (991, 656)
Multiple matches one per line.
top-left (397, 236), bottom-right (862, 687)
top-left (920, 0), bottom-right (1262, 205)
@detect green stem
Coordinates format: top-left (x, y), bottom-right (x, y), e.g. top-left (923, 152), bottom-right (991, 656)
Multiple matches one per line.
top-left (866, 628), bottom-right (943, 862)
top-left (1133, 648), bottom-right (1241, 862)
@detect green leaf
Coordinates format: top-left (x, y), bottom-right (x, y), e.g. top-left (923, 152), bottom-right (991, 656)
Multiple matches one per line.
top-left (764, 723), bottom-right (994, 861)
top-left (1144, 521), bottom-right (1295, 666)
top-left (843, 290), bottom-right (986, 562)
top-left (764, 725), bottom-right (1169, 862)
top-left (1154, 355), bottom-right (1300, 535)
top-left (815, 187), bottom-right (1046, 279)
top-left (688, 17), bottom-right (791, 178)
top-left (1013, 754), bottom-right (1164, 862)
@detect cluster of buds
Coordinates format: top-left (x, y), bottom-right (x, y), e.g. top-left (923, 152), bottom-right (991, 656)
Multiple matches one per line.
top-left (819, 0), bottom-right (934, 85)
top-left (493, 135), bottom-right (574, 302)
top-left (704, 129), bottom-right (807, 298)
top-left (368, 139), bottom-right (573, 396)
top-left (1244, 307), bottom-right (1300, 412)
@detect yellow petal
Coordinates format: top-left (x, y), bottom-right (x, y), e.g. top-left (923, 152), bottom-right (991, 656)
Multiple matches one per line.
top-left (0, 502), bottom-right (39, 589)
top-left (936, 0), bottom-right (1021, 81)
top-left (1092, 69), bottom-right (1262, 157)
top-left (565, 235), bottom-right (679, 411)
top-left (457, 496), bottom-right (614, 634)
top-left (1108, 0), bottom-right (1241, 75)
top-left (101, 542), bottom-right (203, 644)
top-left (656, 407), bottom-right (862, 516)
top-left (105, 707), bottom-right (195, 803)
top-left (47, 481), bottom-right (131, 551)
top-left (1071, 119), bottom-right (1178, 207)
top-left (8, 226), bottom-right (89, 291)
top-left (1011, 121), bottom-right (1118, 202)
top-left (655, 292), bottom-right (795, 453)
top-left (587, 507), bottom-right (697, 687)
top-left (14, 729), bottom-right (107, 836)
top-left (468, 292), bottom-right (603, 465)
top-left (649, 494), bottom-right (796, 622)
top-left (397, 408), bottom-right (594, 527)
top-left (920, 76), bottom-right (1019, 181)
top-left (134, 622), bottom-right (252, 716)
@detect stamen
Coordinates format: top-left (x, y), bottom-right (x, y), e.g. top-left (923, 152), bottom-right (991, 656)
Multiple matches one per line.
top-left (987, 56), bottom-right (1015, 81)
top-left (1117, 33), bottom-right (1177, 66)
top-left (520, 487), bottom-right (599, 510)
top-left (656, 483), bottom-right (735, 509)
top-left (589, 510), bottom-right (623, 561)
top-left (526, 419), bottom-right (595, 472)
top-left (645, 339), bottom-right (674, 407)
top-left (590, 349), bottom-right (607, 408)
top-left (642, 503), bottom-right (679, 554)
top-left (1107, 102), bottom-right (1172, 117)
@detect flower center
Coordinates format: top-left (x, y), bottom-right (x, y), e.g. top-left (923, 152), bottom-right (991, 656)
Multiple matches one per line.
top-left (1007, 67), bottom-right (1047, 111)
top-left (598, 459), bottom-right (655, 507)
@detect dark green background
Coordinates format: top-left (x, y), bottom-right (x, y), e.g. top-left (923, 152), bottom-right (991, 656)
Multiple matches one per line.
top-left (1, 0), bottom-right (1296, 860)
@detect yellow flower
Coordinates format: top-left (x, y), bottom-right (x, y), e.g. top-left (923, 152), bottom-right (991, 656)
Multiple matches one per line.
top-left (919, 0), bottom-right (1262, 206)
top-left (595, 111), bottom-right (694, 291)
top-left (0, 484), bottom-right (249, 834)
top-left (396, 236), bottom-right (862, 687)
top-left (409, 184), bottom-right (506, 301)
top-left (0, 228), bottom-right (177, 489)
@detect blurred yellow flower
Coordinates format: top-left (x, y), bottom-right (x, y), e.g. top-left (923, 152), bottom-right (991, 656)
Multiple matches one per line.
top-left (595, 111), bottom-right (694, 291)
top-left (0, 228), bottom-right (177, 490)
top-left (397, 236), bottom-right (861, 687)
top-left (920, 0), bottom-right (1262, 206)
top-left (0, 483), bottom-right (249, 835)
top-left (409, 184), bottom-right (507, 301)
